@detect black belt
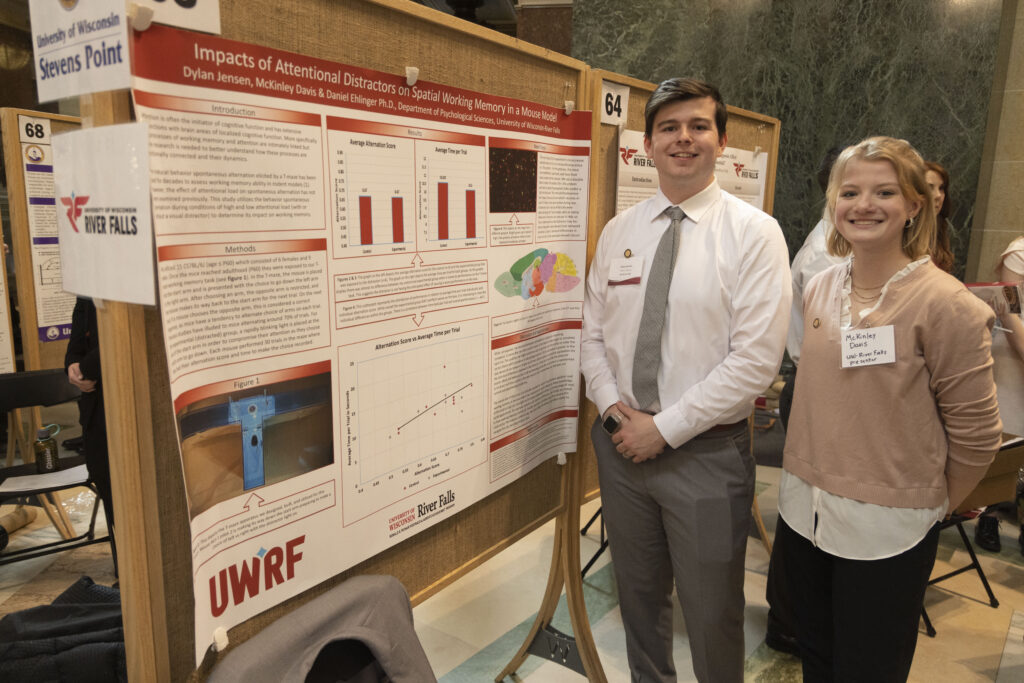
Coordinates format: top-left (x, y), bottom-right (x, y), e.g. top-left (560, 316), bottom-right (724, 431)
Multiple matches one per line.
top-left (695, 419), bottom-right (748, 438)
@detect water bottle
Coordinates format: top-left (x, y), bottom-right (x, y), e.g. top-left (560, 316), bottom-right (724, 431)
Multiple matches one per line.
top-left (1016, 465), bottom-right (1024, 528)
top-left (34, 428), bottom-right (60, 474)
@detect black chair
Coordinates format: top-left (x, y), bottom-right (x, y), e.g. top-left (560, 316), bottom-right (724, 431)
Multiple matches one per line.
top-left (2, 369), bottom-right (82, 466)
top-left (920, 513), bottom-right (999, 638)
top-left (0, 369), bottom-right (112, 566)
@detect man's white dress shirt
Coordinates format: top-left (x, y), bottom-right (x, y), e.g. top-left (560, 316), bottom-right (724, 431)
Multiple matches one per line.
top-left (581, 180), bottom-right (792, 447)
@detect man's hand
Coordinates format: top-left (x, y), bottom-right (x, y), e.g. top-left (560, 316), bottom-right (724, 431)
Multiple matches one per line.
top-left (67, 362), bottom-right (97, 392)
top-left (609, 402), bottom-right (667, 463)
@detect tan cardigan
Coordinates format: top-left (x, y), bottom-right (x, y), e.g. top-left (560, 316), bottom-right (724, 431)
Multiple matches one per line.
top-left (783, 260), bottom-right (1002, 510)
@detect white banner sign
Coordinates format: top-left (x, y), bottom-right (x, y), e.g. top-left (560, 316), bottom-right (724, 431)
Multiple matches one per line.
top-left (29, 0), bottom-right (131, 103)
top-left (53, 122), bottom-right (156, 305)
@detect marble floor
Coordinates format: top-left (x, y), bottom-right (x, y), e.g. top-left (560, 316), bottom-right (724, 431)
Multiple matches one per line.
top-left (414, 478), bottom-right (1024, 683)
top-left (4, 413), bottom-right (1024, 681)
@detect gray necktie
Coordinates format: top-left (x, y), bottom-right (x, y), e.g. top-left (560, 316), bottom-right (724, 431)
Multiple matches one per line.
top-left (632, 205), bottom-right (684, 410)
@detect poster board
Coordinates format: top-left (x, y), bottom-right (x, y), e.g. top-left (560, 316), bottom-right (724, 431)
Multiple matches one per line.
top-left (579, 70), bottom-right (782, 502)
top-left (0, 108), bottom-right (81, 371)
top-left (129, 21), bottom-right (591, 663)
top-left (84, 1), bottom-right (592, 680)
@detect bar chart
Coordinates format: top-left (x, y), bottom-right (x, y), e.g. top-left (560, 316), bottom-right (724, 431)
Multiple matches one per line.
top-left (418, 143), bottom-right (486, 247)
top-left (330, 129), bottom-right (416, 257)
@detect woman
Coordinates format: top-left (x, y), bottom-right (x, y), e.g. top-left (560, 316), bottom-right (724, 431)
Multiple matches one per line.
top-left (776, 137), bottom-right (1002, 682)
top-left (924, 161), bottom-right (956, 274)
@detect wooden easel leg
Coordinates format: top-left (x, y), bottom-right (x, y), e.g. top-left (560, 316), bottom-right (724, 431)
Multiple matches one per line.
top-left (495, 453), bottom-right (607, 682)
top-left (6, 409), bottom-right (29, 467)
top-left (37, 493), bottom-right (75, 540)
top-left (5, 411), bottom-right (16, 467)
top-left (494, 520), bottom-right (568, 682)
top-left (752, 495), bottom-right (772, 555)
top-left (560, 474), bottom-right (605, 682)
top-left (48, 490), bottom-right (77, 538)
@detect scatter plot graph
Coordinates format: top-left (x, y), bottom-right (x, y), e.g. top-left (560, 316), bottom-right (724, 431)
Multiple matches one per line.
top-left (352, 335), bottom-right (485, 485)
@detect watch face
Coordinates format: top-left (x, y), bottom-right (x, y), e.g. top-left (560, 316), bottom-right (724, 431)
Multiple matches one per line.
top-left (602, 415), bottom-right (620, 434)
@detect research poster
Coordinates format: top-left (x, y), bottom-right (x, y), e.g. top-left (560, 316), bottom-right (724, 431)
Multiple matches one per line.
top-left (130, 26), bottom-right (591, 662)
top-left (17, 114), bottom-right (76, 341)
top-left (614, 129), bottom-right (769, 213)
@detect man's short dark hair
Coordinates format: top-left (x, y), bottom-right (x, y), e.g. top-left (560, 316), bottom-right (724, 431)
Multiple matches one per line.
top-left (644, 78), bottom-right (727, 139)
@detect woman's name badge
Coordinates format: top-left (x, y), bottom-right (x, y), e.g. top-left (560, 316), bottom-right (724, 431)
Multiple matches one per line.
top-left (841, 325), bottom-right (896, 368)
top-left (609, 256), bottom-right (644, 285)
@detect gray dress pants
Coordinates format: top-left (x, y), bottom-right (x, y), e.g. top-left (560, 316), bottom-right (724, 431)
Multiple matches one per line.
top-left (592, 418), bottom-right (754, 683)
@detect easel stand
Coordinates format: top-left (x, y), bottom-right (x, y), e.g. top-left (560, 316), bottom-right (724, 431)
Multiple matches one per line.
top-left (497, 452), bottom-right (606, 682)
top-left (580, 506), bottom-right (608, 579)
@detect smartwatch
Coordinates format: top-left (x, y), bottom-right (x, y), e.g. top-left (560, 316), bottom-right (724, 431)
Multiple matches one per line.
top-left (602, 413), bottom-right (622, 435)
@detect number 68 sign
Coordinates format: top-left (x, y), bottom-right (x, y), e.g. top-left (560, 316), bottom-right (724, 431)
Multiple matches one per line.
top-left (600, 80), bottom-right (630, 126)
top-left (19, 116), bottom-right (51, 145)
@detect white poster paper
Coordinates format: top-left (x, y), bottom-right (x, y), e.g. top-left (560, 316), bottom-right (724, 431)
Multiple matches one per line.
top-left (53, 123), bottom-right (156, 305)
top-left (600, 80), bottom-right (629, 126)
top-left (614, 130), bottom-right (769, 214)
top-left (969, 282), bottom-right (1024, 437)
top-left (17, 114), bottom-right (75, 341)
top-left (715, 146), bottom-right (768, 211)
top-left (614, 129), bottom-right (658, 214)
top-left (29, 0), bottom-right (131, 103)
top-left (130, 25), bottom-right (591, 662)
top-left (132, 0), bottom-right (221, 34)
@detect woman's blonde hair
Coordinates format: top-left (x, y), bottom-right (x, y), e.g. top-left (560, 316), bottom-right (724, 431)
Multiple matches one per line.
top-left (825, 136), bottom-right (936, 259)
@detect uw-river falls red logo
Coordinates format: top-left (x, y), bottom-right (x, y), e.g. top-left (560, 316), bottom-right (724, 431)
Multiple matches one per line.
top-left (733, 163), bottom-right (745, 176)
top-left (620, 147), bottom-right (638, 164)
top-left (60, 193), bottom-right (89, 233)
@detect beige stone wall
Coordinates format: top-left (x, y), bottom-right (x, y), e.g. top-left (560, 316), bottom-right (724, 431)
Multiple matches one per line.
top-left (969, 0), bottom-right (1024, 281)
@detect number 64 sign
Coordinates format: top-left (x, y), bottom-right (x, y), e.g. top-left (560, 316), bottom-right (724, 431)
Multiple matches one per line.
top-left (600, 80), bottom-right (630, 126)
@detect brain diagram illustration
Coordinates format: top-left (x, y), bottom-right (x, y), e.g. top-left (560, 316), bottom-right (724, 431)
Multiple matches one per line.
top-left (494, 248), bottom-right (580, 300)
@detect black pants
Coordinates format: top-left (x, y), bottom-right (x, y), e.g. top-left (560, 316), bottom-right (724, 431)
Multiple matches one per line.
top-left (775, 517), bottom-right (939, 682)
top-left (766, 370), bottom-right (798, 640)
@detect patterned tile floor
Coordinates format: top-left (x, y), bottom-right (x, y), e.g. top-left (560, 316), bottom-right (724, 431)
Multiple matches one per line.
top-left (3, 418), bottom-right (1024, 681)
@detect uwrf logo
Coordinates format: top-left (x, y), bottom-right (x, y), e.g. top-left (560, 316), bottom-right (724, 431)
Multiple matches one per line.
top-left (208, 535), bottom-right (306, 617)
top-left (60, 192), bottom-right (89, 232)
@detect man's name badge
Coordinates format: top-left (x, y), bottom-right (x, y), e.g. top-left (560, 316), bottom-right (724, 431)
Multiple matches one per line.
top-left (841, 325), bottom-right (896, 368)
top-left (609, 256), bottom-right (644, 285)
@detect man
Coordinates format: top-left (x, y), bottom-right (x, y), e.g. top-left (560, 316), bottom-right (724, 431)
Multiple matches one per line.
top-left (65, 296), bottom-right (116, 570)
top-left (781, 146), bottom-right (846, 424)
top-left (581, 78), bottom-right (790, 682)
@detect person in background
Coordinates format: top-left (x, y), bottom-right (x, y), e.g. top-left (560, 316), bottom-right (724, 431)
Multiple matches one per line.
top-left (766, 146), bottom-right (845, 657)
top-left (581, 77), bottom-right (791, 682)
top-left (979, 238), bottom-right (1024, 554)
top-left (65, 296), bottom-right (116, 569)
top-left (779, 147), bottom-right (846, 425)
top-left (775, 137), bottom-right (1001, 681)
top-left (994, 237), bottom-right (1024, 361)
top-left (924, 161), bottom-right (956, 275)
